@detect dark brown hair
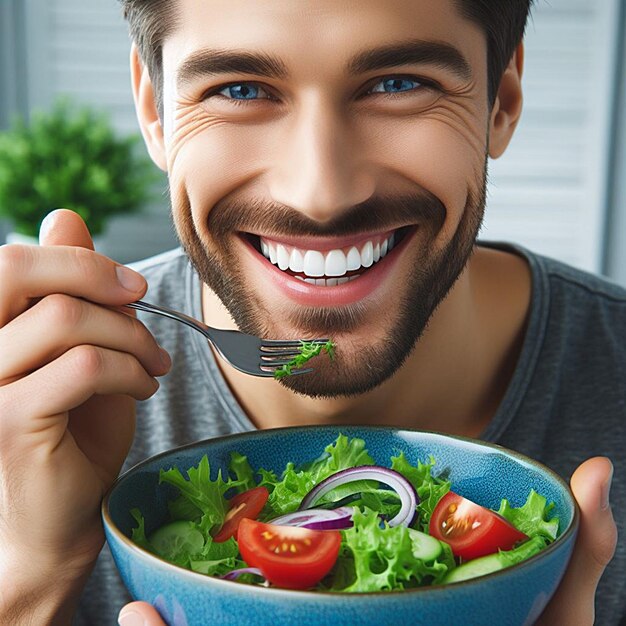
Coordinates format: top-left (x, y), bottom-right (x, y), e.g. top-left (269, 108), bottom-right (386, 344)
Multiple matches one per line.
top-left (454, 0), bottom-right (534, 103)
top-left (120, 0), bottom-right (534, 115)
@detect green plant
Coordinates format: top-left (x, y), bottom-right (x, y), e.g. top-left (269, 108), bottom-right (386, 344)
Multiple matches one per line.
top-left (0, 99), bottom-right (159, 237)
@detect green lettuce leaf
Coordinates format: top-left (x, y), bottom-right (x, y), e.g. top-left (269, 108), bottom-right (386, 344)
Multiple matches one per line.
top-left (497, 489), bottom-right (559, 541)
top-left (190, 536), bottom-right (248, 576)
top-left (159, 455), bottom-right (231, 534)
top-left (227, 451), bottom-right (257, 493)
top-left (498, 534), bottom-right (548, 566)
top-left (305, 434), bottom-right (374, 483)
top-left (326, 507), bottom-right (452, 592)
top-left (129, 508), bottom-right (153, 552)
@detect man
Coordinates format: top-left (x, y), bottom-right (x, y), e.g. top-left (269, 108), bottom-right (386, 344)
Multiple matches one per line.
top-left (0, 1), bottom-right (622, 624)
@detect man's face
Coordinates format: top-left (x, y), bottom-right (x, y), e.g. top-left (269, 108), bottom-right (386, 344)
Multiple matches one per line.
top-left (159, 0), bottom-right (491, 397)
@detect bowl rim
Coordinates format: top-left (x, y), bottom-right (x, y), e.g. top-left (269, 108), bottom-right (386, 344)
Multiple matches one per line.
top-left (102, 424), bottom-right (580, 596)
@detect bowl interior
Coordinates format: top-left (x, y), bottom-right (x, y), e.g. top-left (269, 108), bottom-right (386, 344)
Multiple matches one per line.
top-left (105, 426), bottom-right (576, 543)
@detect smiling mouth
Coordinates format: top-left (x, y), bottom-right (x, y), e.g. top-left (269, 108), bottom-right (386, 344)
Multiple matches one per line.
top-left (244, 226), bottom-right (413, 287)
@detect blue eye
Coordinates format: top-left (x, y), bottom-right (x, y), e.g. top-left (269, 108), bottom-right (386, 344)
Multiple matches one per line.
top-left (370, 77), bottom-right (422, 94)
top-left (218, 83), bottom-right (269, 100)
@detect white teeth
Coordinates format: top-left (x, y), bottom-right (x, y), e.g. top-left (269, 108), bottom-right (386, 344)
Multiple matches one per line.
top-left (293, 275), bottom-right (362, 287)
top-left (361, 241), bottom-right (373, 268)
top-left (325, 249), bottom-right (347, 277)
top-left (259, 230), bottom-right (400, 282)
top-left (289, 248), bottom-right (304, 273)
top-left (276, 244), bottom-right (290, 270)
top-left (346, 246), bottom-right (361, 271)
top-left (303, 250), bottom-right (325, 277)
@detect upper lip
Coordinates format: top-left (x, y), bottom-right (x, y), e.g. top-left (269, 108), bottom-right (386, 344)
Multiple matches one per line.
top-left (242, 224), bottom-right (414, 251)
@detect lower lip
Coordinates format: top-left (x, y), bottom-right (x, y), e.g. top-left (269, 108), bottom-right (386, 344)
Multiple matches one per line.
top-left (239, 228), bottom-right (416, 307)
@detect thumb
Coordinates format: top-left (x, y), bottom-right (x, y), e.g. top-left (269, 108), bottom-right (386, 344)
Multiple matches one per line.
top-left (570, 457), bottom-right (617, 577)
top-left (539, 457), bottom-right (617, 625)
top-left (118, 601), bottom-right (167, 626)
top-left (39, 208), bottom-right (95, 250)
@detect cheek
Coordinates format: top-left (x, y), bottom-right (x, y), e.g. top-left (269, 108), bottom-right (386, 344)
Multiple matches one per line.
top-left (167, 113), bottom-right (272, 230)
top-left (360, 111), bottom-right (487, 240)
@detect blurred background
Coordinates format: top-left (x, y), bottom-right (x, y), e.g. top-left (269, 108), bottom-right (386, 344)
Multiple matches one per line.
top-left (0, 0), bottom-right (624, 286)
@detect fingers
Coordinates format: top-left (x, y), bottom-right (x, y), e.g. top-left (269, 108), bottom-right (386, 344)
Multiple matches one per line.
top-left (0, 243), bottom-right (146, 327)
top-left (118, 601), bottom-right (167, 626)
top-left (0, 293), bottom-right (170, 381)
top-left (1, 345), bottom-right (160, 435)
top-left (39, 209), bottom-right (95, 250)
top-left (537, 457), bottom-right (617, 626)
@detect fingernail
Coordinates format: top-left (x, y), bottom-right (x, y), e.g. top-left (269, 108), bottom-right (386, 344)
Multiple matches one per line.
top-left (39, 211), bottom-right (57, 242)
top-left (116, 265), bottom-right (146, 292)
top-left (118, 610), bottom-right (145, 626)
top-left (601, 462), bottom-right (614, 510)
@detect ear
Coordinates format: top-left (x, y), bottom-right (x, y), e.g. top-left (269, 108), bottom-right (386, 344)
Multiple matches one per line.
top-left (488, 43), bottom-right (524, 159)
top-left (130, 43), bottom-right (167, 172)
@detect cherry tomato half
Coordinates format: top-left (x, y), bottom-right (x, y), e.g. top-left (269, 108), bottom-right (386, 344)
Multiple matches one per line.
top-left (213, 486), bottom-right (269, 543)
top-left (237, 518), bottom-right (341, 589)
top-left (430, 491), bottom-right (528, 560)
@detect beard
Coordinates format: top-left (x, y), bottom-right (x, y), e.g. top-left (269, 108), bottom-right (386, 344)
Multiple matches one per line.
top-left (173, 163), bottom-right (487, 399)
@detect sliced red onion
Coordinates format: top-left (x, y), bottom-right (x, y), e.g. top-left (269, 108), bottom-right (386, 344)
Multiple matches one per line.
top-left (221, 567), bottom-right (265, 581)
top-left (269, 506), bottom-right (354, 530)
top-left (299, 465), bottom-right (418, 528)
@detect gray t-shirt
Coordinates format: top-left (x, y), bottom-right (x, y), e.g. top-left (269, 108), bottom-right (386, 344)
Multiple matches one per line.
top-left (75, 243), bottom-right (626, 625)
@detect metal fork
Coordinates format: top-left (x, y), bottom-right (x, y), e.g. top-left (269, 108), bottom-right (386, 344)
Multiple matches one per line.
top-left (125, 300), bottom-right (329, 378)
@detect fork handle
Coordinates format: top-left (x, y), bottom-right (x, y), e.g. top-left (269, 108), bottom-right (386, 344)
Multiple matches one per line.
top-left (125, 300), bottom-right (212, 340)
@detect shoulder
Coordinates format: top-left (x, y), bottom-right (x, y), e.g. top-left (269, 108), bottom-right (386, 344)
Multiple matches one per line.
top-left (533, 252), bottom-right (626, 305)
top-left (529, 250), bottom-right (626, 341)
top-left (481, 241), bottom-right (626, 312)
top-left (481, 242), bottom-right (626, 366)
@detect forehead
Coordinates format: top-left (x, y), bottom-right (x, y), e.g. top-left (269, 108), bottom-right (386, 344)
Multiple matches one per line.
top-left (162, 0), bottom-right (485, 79)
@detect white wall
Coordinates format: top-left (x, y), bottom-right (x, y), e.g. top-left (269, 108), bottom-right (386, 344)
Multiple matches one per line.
top-left (8, 0), bottom-right (626, 277)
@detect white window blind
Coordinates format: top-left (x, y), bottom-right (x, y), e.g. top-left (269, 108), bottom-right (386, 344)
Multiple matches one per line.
top-left (20, 0), bottom-right (622, 269)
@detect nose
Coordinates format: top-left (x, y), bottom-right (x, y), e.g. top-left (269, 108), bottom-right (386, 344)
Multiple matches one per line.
top-left (266, 98), bottom-right (375, 222)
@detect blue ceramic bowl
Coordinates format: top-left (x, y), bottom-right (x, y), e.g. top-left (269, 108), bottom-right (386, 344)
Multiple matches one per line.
top-left (102, 426), bottom-right (578, 626)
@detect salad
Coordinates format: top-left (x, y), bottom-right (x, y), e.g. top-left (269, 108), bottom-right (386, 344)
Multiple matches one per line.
top-left (272, 340), bottom-right (336, 379)
top-left (129, 435), bottom-right (560, 591)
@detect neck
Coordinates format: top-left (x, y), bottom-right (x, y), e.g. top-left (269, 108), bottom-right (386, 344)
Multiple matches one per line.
top-left (201, 246), bottom-right (531, 438)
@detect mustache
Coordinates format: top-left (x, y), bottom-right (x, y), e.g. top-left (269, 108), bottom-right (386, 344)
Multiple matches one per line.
top-left (206, 190), bottom-right (447, 239)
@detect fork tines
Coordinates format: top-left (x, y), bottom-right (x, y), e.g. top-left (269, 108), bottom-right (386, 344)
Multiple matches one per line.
top-left (260, 338), bottom-right (329, 350)
top-left (259, 338), bottom-right (330, 376)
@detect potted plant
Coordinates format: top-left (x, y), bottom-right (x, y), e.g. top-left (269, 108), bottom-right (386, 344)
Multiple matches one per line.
top-left (0, 98), bottom-right (158, 245)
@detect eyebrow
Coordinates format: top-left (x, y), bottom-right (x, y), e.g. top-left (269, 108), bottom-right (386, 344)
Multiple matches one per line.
top-left (347, 40), bottom-right (472, 80)
top-left (177, 49), bottom-right (288, 89)
top-left (176, 39), bottom-right (472, 90)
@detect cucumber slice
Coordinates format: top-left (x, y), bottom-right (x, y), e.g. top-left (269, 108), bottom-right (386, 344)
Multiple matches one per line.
top-left (443, 553), bottom-right (504, 583)
top-left (408, 528), bottom-right (443, 562)
top-left (149, 520), bottom-right (205, 560)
